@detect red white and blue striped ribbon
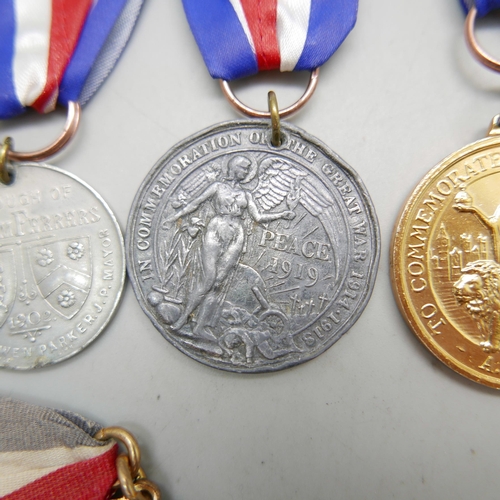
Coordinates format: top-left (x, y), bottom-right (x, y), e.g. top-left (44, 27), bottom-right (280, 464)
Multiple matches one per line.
top-left (0, 0), bottom-right (144, 120)
top-left (182, 0), bottom-right (358, 81)
top-left (0, 399), bottom-right (117, 500)
top-left (461, 0), bottom-right (500, 15)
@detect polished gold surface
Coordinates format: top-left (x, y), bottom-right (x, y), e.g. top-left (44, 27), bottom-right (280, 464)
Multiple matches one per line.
top-left (392, 117), bottom-right (500, 388)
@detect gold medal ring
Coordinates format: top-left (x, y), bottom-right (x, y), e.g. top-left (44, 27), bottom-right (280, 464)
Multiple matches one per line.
top-left (220, 68), bottom-right (319, 118)
top-left (6, 101), bottom-right (81, 162)
top-left (465, 7), bottom-right (500, 72)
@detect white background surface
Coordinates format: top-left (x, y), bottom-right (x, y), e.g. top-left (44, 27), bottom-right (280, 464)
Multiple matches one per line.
top-left (2, 1), bottom-right (500, 499)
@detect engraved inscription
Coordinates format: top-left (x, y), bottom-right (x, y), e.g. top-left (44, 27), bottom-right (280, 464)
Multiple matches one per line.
top-left (393, 139), bottom-right (500, 387)
top-left (0, 165), bottom-right (124, 370)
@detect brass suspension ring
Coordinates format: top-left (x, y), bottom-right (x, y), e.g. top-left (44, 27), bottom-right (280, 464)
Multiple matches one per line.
top-left (95, 426), bottom-right (161, 499)
top-left (268, 91), bottom-right (281, 147)
top-left (116, 454), bottom-right (149, 500)
top-left (6, 101), bottom-right (80, 162)
top-left (135, 479), bottom-right (162, 500)
top-left (95, 426), bottom-right (141, 477)
top-left (465, 6), bottom-right (500, 72)
top-left (0, 137), bottom-right (13, 185)
top-left (220, 68), bottom-right (319, 118)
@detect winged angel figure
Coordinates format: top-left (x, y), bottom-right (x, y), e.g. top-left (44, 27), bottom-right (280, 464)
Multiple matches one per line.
top-left (155, 154), bottom-right (338, 343)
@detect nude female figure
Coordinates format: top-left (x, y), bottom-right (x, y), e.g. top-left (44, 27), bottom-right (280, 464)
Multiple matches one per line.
top-left (165, 155), bottom-right (295, 339)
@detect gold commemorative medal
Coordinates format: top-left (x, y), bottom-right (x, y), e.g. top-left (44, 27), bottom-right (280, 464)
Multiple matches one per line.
top-left (392, 6), bottom-right (500, 389)
top-left (392, 115), bottom-right (500, 388)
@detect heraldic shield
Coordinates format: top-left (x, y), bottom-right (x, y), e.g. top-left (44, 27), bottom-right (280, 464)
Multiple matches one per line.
top-left (0, 250), bottom-right (16, 328)
top-left (28, 237), bottom-right (92, 319)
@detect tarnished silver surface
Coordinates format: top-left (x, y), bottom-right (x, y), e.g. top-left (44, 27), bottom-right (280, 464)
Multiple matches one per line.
top-left (127, 121), bottom-right (379, 372)
top-left (0, 163), bottom-right (125, 369)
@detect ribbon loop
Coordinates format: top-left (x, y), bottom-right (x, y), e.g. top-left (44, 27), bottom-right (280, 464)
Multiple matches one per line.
top-left (182, 0), bottom-right (358, 80)
top-left (0, 0), bottom-right (144, 119)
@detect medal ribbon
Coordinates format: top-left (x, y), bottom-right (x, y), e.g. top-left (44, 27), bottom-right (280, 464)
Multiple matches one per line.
top-left (0, 399), bottom-right (117, 500)
top-left (182, 0), bottom-right (358, 80)
top-left (461, 0), bottom-right (500, 16)
top-left (0, 0), bottom-right (144, 120)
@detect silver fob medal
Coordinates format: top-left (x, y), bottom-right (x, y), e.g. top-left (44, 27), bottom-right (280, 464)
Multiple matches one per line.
top-left (127, 120), bottom-right (379, 372)
top-left (0, 163), bottom-right (125, 369)
top-left (0, 0), bottom-right (143, 369)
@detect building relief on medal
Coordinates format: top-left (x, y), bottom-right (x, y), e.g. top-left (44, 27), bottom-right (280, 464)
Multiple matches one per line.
top-left (424, 167), bottom-right (500, 353)
top-left (128, 123), bottom-right (379, 372)
top-left (392, 143), bottom-right (500, 386)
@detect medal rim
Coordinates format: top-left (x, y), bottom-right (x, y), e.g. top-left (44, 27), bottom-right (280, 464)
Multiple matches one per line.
top-left (126, 119), bottom-right (381, 373)
top-left (391, 135), bottom-right (500, 389)
top-left (0, 162), bottom-right (126, 370)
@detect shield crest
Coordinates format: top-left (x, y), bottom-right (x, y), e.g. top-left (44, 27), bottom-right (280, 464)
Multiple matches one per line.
top-left (0, 249), bottom-right (16, 328)
top-left (28, 237), bottom-right (92, 319)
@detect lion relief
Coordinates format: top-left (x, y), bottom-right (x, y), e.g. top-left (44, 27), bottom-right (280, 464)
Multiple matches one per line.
top-left (453, 260), bottom-right (500, 352)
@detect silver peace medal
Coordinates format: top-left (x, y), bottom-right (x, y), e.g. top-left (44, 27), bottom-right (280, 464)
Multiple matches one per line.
top-left (0, 163), bottom-right (125, 369)
top-left (127, 120), bottom-right (379, 372)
